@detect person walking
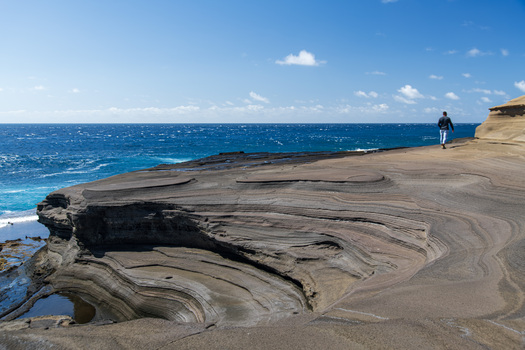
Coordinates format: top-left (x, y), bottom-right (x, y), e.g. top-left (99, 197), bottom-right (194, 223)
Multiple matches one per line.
top-left (438, 111), bottom-right (454, 149)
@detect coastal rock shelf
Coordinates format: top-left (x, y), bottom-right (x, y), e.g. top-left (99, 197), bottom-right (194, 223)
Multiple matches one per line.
top-left (34, 152), bottom-right (444, 325)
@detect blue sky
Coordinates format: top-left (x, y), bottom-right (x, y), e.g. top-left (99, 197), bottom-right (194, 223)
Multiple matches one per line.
top-left (1, 0), bottom-right (524, 123)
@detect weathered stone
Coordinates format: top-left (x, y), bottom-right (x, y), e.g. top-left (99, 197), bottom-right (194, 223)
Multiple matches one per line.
top-left (475, 94), bottom-right (525, 142)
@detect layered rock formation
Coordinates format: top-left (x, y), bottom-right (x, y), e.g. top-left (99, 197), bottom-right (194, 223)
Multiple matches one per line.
top-left (475, 94), bottom-right (525, 142)
top-left (29, 150), bottom-right (444, 326)
top-left (2, 99), bottom-right (525, 349)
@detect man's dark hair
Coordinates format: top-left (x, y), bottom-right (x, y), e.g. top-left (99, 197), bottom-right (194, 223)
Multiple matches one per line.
top-left (443, 111), bottom-right (447, 116)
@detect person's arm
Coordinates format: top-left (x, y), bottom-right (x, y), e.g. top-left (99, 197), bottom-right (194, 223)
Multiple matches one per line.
top-left (450, 120), bottom-right (454, 132)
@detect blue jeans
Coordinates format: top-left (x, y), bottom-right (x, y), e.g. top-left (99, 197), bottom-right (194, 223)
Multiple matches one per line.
top-left (440, 130), bottom-right (448, 144)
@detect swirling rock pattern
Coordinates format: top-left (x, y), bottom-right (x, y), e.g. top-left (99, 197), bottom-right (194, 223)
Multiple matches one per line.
top-left (35, 152), bottom-right (426, 325)
top-left (2, 103), bottom-right (525, 348)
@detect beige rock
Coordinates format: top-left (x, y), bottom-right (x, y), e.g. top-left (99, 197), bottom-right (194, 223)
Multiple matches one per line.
top-left (475, 95), bottom-right (525, 142)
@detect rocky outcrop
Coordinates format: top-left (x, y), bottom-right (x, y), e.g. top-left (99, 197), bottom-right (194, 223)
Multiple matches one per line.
top-left (475, 95), bottom-right (525, 142)
top-left (28, 150), bottom-right (446, 327)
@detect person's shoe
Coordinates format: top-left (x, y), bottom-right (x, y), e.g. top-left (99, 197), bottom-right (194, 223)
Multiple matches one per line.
top-left (442, 144), bottom-right (446, 149)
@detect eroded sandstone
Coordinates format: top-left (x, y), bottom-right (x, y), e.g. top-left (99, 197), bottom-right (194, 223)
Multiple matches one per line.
top-left (31, 149), bottom-right (443, 326)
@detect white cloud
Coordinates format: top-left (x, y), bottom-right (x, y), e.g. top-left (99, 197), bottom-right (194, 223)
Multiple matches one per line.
top-left (467, 48), bottom-right (481, 57)
top-left (381, 0), bottom-right (398, 3)
top-left (398, 85), bottom-right (423, 99)
top-left (501, 49), bottom-right (509, 56)
top-left (276, 50), bottom-right (325, 66)
top-left (367, 71), bottom-right (386, 76)
top-left (355, 90), bottom-right (378, 98)
top-left (106, 106), bottom-right (201, 115)
top-left (429, 75), bottom-right (443, 80)
top-left (473, 88), bottom-right (492, 94)
top-left (467, 48), bottom-right (492, 57)
top-left (480, 97), bottom-right (491, 103)
top-left (71, 88), bottom-right (80, 93)
top-left (445, 92), bottom-right (460, 100)
top-left (393, 85), bottom-right (425, 104)
top-left (249, 91), bottom-right (270, 104)
top-left (462, 73), bottom-right (472, 78)
top-left (445, 50), bottom-right (458, 55)
top-left (515, 80), bottom-right (525, 92)
top-left (423, 107), bottom-right (440, 114)
top-left (465, 89), bottom-right (508, 100)
top-left (335, 103), bottom-right (389, 114)
top-left (371, 103), bottom-right (389, 112)
top-left (33, 85), bottom-right (45, 91)
top-left (394, 95), bottom-right (417, 104)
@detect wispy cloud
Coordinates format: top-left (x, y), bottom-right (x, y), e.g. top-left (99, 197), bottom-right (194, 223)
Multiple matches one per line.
top-left (336, 103), bottom-right (389, 114)
top-left (249, 91), bottom-right (270, 103)
top-left (276, 50), bottom-right (325, 66)
top-left (467, 48), bottom-right (492, 57)
top-left (462, 20), bottom-right (490, 31)
top-left (429, 75), bottom-right (443, 80)
top-left (355, 91), bottom-right (378, 98)
top-left (33, 85), bottom-right (45, 91)
top-left (462, 73), bottom-right (472, 78)
top-left (464, 88), bottom-right (509, 100)
top-left (445, 92), bottom-right (460, 100)
top-left (515, 80), bottom-right (525, 93)
top-left (501, 49), bottom-right (509, 56)
top-left (367, 71), bottom-right (387, 76)
top-left (381, 0), bottom-right (398, 3)
top-left (467, 88), bottom-right (505, 95)
top-left (467, 48), bottom-right (481, 57)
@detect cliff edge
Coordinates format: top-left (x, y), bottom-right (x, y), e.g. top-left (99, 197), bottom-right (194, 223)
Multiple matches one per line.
top-left (475, 95), bottom-right (525, 142)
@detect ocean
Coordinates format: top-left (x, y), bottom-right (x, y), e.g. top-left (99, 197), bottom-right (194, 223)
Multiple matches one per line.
top-left (0, 123), bottom-right (478, 236)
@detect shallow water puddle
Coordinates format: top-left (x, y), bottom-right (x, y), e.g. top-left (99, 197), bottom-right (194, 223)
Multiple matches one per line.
top-left (17, 292), bottom-right (96, 324)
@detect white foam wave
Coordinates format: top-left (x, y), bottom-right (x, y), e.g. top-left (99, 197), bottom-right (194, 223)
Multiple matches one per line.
top-left (2, 189), bottom-right (27, 194)
top-left (154, 157), bottom-right (190, 164)
top-left (41, 163), bottom-right (110, 178)
top-left (0, 214), bottom-right (38, 229)
top-left (353, 148), bottom-right (379, 152)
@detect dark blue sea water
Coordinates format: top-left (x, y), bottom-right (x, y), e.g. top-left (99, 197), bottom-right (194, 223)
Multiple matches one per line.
top-left (0, 123), bottom-right (478, 319)
top-left (0, 123), bottom-right (478, 232)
